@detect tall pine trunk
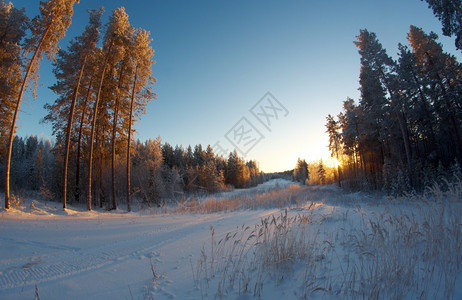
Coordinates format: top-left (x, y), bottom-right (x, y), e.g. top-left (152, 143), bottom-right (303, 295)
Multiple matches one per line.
top-left (75, 78), bottom-right (93, 203)
top-left (126, 66), bottom-right (138, 212)
top-left (111, 67), bottom-right (126, 210)
top-left (87, 40), bottom-right (113, 211)
top-left (380, 69), bottom-right (414, 187)
top-left (4, 23), bottom-right (52, 209)
top-left (413, 73), bottom-right (438, 157)
top-left (63, 55), bottom-right (87, 209)
top-left (424, 51), bottom-right (462, 161)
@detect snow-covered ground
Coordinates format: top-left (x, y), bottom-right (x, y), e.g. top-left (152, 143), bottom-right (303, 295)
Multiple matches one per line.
top-left (0, 179), bottom-right (461, 299)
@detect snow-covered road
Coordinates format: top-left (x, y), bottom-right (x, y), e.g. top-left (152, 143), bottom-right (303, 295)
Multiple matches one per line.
top-left (0, 204), bottom-right (280, 299)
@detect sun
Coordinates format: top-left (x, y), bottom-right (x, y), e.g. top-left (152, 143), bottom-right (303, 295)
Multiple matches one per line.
top-left (325, 156), bottom-right (341, 168)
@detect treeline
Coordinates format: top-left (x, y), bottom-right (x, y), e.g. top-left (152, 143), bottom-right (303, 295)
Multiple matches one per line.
top-left (326, 25), bottom-right (462, 193)
top-left (0, 135), bottom-right (263, 209)
top-left (292, 158), bottom-right (338, 186)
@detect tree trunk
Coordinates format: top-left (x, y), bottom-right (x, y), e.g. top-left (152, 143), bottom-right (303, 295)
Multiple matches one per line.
top-left (396, 110), bottom-right (414, 187)
top-left (99, 149), bottom-right (104, 208)
top-left (111, 66), bottom-right (126, 211)
top-left (5, 23), bottom-right (52, 209)
top-left (425, 51), bottom-right (462, 161)
top-left (379, 68), bottom-right (414, 188)
top-left (75, 77), bottom-right (93, 203)
top-left (413, 73), bottom-right (438, 156)
top-left (63, 55), bottom-right (87, 209)
top-left (127, 66), bottom-right (138, 212)
top-left (87, 40), bottom-right (114, 211)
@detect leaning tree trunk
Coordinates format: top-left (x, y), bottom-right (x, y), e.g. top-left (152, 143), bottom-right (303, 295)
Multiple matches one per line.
top-left (111, 66), bottom-right (126, 211)
top-left (4, 24), bottom-right (52, 209)
top-left (126, 65), bottom-right (138, 212)
top-left (63, 55), bottom-right (87, 209)
top-left (380, 69), bottom-right (414, 188)
top-left (75, 77), bottom-right (93, 203)
top-left (87, 40), bottom-right (113, 211)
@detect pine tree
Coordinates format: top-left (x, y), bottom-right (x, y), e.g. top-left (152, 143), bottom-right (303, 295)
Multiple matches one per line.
top-left (132, 138), bottom-right (164, 206)
top-left (226, 150), bottom-right (238, 187)
top-left (396, 43), bottom-right (438, 162)
top-left (422, 0), bottom-right (462, 50)
top-left (293, 158), bottom-right (309, 184)
top-left (126, 28), bottom-right (155, 211)
top-left (326, 114), bottom-right (342, 186)
top-left (74, 48), bottom-right (101, 203)
top-left (110, 24), bottom-right (133, 211)
top-left (355, 29), bottom-right (414, 187)
top-left (4, 0), bottom-right (78, 209)
top-left (317, 160), bottom-right (326, 185)
top-left (408, 25), bottom-right (462, 163)
top-left (87, 7), bottom-right (129, 211)
top-left (43, 8), bottom-right (102, 209)
top-left (0, 2), bottom-right (28, 160)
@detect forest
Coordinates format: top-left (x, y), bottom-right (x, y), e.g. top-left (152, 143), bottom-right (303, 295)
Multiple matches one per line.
top-left (0, 1), bottom-right (264, 211)
top-left (1, 134), bottom-right (263, 209)
top-left (326, 24), bottom-right (462, 194)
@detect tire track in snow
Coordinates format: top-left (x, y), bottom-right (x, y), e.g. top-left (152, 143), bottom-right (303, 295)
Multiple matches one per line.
top-left (0, 215), bottom-right (229, 290)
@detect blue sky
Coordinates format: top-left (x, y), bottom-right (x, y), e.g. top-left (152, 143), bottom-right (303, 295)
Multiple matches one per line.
top-left (12, 0), bottom-right (462, 172)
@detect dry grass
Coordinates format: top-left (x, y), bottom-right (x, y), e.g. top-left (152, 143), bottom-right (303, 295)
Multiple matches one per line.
top-left (167, 184), bottom-right (308, 214)
top-left (192, 209), bottom-right (323, 298)
top-left (191, 180), bottom-right (462, 299)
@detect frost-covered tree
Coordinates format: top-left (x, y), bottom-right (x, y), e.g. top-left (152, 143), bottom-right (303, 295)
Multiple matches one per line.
top-left (4, 0), bottom-right (78, 209)
top-left (355, 29), bottom-right (414, 187)
top-left (327, 25), bottom-right (462, 192)
top-left (422, 0), bottom-right (462, 50)
top-left (74, 47), bottom-right (102, 203)
top-left (396, 43), bottom-right (439, 162)
top-left (408, 25), bottom-right (462, 163)
top-left (0, 2), bottom-right (28, 160)
top-left (109, 26), bottom-right (132, 211)
top-left (293, 158), bottom-right (309, 184)
top-left (43, 8), bottom-right (102, 209)
top-left (326, 114), bottom-right (343, 186)
top-left (317, 160), bottom-right (326, 185)
top-left (132, 138), bottom-right (165, 207)
top-left (125, 28), bottom-right (156, 211)
top-left (87, 7), bottom-right (129, 211)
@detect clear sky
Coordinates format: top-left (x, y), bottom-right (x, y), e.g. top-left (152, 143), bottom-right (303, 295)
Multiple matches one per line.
top-left (12, 0), bottom-right (462, 172)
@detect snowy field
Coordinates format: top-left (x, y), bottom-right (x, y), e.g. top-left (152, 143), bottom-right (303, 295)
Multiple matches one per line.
top-left (0, 179), bottom-right (461, 299)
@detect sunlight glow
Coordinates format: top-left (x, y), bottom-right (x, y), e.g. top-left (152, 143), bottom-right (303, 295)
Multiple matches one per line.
top-left (325, 156), bottom-right (341, 168)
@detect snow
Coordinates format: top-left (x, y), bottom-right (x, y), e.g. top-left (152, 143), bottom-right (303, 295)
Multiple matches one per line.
top-left (0, 179), bottom-right (461, 299)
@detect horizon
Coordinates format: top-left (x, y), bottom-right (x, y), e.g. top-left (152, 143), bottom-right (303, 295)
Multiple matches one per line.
top-left (11, 0), bottom-right (462, 173)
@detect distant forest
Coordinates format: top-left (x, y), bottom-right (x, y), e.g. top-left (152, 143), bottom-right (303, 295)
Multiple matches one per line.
top-left (0, 134), bottom-right (263, 209)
